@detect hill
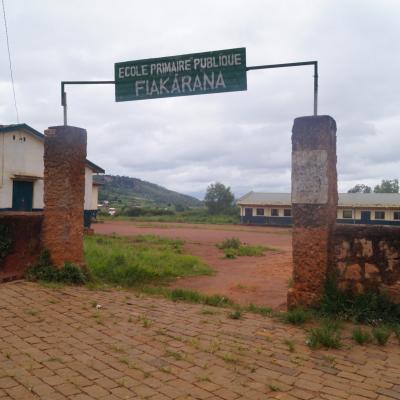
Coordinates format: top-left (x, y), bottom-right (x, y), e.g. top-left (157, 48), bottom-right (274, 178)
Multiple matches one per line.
top-left (94, 175), bottom-right (202, 208)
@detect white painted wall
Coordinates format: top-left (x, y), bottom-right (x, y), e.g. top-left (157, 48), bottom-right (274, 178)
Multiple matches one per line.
top-left (0, 129), bottom-right (100, 211)
top-left (91, 185), bottom-right (99, 209)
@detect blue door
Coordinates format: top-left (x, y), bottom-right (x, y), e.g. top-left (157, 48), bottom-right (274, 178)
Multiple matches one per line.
top-left (360, 211), bottom-right (371, 224)
top-left (12, 181), bottom-right (33, 211)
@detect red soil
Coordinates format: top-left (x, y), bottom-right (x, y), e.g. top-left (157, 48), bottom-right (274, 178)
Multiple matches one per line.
top-left (94, 221), bottom-right (293, 309)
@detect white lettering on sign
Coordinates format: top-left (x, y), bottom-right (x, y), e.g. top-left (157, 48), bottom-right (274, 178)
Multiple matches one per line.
top-left (121, 52), bottom-right (243, 80)
top-left (134, 71), bottom-right (226, 97)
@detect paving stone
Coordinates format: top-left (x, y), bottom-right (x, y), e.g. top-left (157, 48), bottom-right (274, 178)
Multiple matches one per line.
top-left (0, 282), bottom-right (399, 400)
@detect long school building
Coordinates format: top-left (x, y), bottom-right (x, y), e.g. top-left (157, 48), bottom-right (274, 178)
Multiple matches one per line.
top-left (0, 123), bottom-right (104, 227)
top-left (238, 192), bottom-right (400, 226)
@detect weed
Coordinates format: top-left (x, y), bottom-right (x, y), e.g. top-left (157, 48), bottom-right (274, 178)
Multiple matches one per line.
top-left (284, 339), bottom-right (295, 353)
top-left (207, 339), bottom-right (221, 354)
top-left (372, 326), bottom-right (391, 346)
top-left (307, 320), bottom-right (342, 349)
top-left (165, 349), bottom-right (184, 360)
top-left (5, 352), bottom-right (10, 359)
top-left (110, 345), bottom-right (126, 353)
top-left (138, 315), bottom-right (152, 328)
top-left (281, 308), bottom-right (312, 325)
top-left (268, 384), bottom-right (281, 392)
top-left (351, 327), bottom-right (371, 345)
top-left (222, 353), bottom-right (238, 363)
top-left (160, 366), bottom-right (171, 374)
top-left (128, 316), bottom-right (133, 323)
top-left (119, 357), bottom-right (130, 365)
top-left (196, 374), bottom-right (211, 382)
top-left (228, 309), bottom-right (243, 320)
top-left (392, 324), bottom-right (400, 343)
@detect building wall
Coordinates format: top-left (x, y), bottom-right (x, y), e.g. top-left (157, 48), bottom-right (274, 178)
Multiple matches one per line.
top-left (84, 167), bottom-right (93, 210)
top-left (240, 205), bottom-right (400, 226)
top-left (0, 129), bottom-right (98, 211)
top-left (91, 185), bottom-right (99, 210)
top-left (0, 131), bottom-right (44, 209)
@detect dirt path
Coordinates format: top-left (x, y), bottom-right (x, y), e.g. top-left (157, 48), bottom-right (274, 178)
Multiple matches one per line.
top-left (94, 221), bottom-right (293, 309)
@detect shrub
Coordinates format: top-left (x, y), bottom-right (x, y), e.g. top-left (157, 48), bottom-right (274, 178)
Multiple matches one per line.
top-left (26, 250), bottom-right (88, 285)
top-left (217, 237), bottom-right (241, 250)
top-left (281, 308), bottom-right (312, 325)
top-left (307, 320), bottom-right (342, 349)
top-left (317, 279), bottom-right (400, 324)
top-left (351, 327), bottom-right (371, 345)
top-left (372, 326), bottom-right (391, 346)
top-left (392, 324), bottom-right (400, 343)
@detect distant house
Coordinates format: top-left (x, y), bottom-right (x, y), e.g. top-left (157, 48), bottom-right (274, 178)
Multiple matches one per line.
top-left (0, 123), bottom-right (104, 227)
top-left (237, 192), bottom-right (400, 226)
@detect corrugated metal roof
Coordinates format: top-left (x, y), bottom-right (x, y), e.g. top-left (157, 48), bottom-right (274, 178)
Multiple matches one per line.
top-left (237, 192), bottom-right (400, 208)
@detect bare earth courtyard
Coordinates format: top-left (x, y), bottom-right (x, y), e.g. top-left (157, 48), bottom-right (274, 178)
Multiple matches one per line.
top-left (1, 281), bottom-right (400, 400)
top-left (94, 221), bottom-right (293, 309)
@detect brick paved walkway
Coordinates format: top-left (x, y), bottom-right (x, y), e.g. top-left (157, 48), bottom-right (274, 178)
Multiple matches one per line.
top-left (0, 282), bottom-right (399, 400)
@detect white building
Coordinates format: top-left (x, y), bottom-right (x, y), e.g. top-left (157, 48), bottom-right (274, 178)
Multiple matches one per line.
top-left (238, 192), bottom-right (400, 226)
top-left (0, 123), bottom-right (104, 226)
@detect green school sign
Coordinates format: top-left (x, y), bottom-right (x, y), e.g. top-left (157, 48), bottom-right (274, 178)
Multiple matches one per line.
top-left (114, 47), bottom-right (247, 102)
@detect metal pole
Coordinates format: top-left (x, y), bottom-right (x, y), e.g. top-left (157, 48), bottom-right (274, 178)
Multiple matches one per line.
top-left (313, 62), bottom-right (318, 116)
top-left (62, 89), bottom-right (67, 126)
top-left (246, 60), bottom-right (318, 116)
top-left (60, 81), bottom-right (115, 125)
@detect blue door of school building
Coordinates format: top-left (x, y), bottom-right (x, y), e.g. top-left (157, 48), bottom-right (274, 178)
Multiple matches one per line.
top-left (12, 181), bottom-right (33, 211)
top-left (360, 211), bottom-right (371, 224)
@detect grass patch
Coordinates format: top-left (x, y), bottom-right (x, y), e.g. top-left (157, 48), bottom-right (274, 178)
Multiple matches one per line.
top-left (216, 237), bottom-right (273, 259)
top-left (103, 208), bottom-right (240, 225)
top-left (372, 326), bottom-right (391, 346)
top-left (140, 286), bottom-right (233, 307)
top-left (245, 304), bottom-right (273, 317)
top-left (280, 308), bottom-right (313, 325)
top-left (351, 327), bottom-right (372, 345)
top-left (307, 320), bottom-right (342, 349)
top-left (317, 279), bottom-right (400, 325)
top-left (84, 234), bottom-right (212, 286)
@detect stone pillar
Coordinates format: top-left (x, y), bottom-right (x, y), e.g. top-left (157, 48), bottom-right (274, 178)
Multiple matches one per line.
top-left (42, 126), bottom-right (87, 266)
top-left (287, 116), bottom-right (338, 309)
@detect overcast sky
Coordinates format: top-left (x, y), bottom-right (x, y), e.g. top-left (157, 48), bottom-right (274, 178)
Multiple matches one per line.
top-left (1, 0), bottom-right (399, 199)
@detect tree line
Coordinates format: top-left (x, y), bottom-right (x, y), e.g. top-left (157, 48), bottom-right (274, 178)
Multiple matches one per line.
top-left (348, 179), bottom-right (399, 194)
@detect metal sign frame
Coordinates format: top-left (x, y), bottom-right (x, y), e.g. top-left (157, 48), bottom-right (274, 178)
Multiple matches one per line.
top-left (61, 57), bottom-right (318, 125)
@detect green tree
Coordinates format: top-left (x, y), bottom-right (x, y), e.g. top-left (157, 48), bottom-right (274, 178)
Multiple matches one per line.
top-left (347, 184), bottom-right (372, 193)
top-left (204, 182), bottom-right (235, 214)
top-left (373, 179), bottom-right (399, 193)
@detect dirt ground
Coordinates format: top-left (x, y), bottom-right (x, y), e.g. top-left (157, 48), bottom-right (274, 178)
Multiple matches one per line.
top-left (94, 221), bottom-right (292, 309)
